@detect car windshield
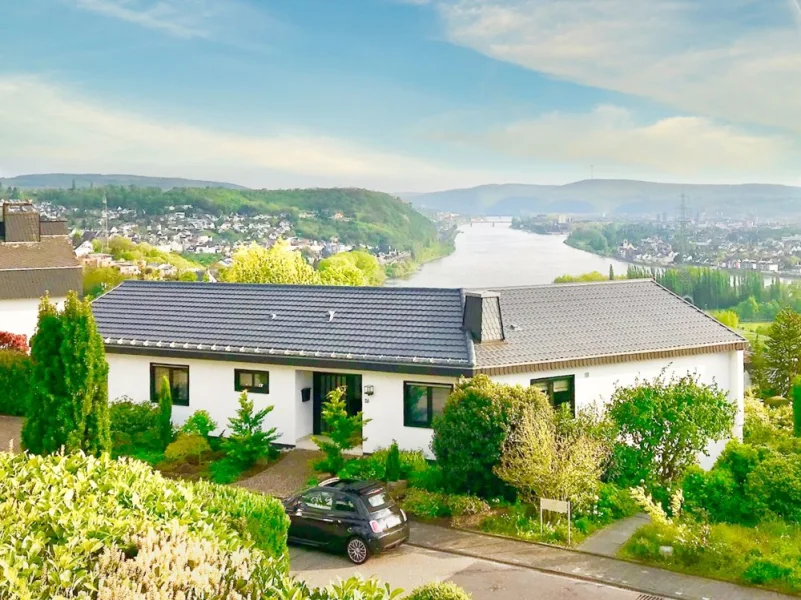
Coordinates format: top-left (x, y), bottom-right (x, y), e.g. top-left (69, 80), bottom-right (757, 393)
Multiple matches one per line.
top-left (364, 491), bottom-right (392, 511)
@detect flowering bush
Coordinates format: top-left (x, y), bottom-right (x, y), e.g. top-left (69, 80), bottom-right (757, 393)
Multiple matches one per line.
top-left (401, 488), bottom-right (491, 519)
top-left (0, 331), bottom-right (28, 353)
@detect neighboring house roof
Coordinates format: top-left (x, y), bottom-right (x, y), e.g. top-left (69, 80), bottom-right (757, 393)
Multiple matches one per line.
top-left (0, 237), bottom-right (82, 300)
top-left (92, 279), bottom-right (745, 375)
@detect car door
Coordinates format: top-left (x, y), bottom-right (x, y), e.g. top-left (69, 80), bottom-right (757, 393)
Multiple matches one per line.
top-left (293, 490), bottom-right (336, 546)
top-left (326, 492), bottom-right (362, 548)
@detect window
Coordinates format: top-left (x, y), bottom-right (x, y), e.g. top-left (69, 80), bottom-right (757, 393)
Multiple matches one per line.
top-left (531, 375), bottom-right (575, 415)
top-left (333, 494), bottom-right (356, 513)
top-left (403, 382), bottom-right (453, 428)
top-left (151, 364), bottom-right (189, 406)
top-left (301, 490), bottom-right (334, 510)
top-left (235, 369), bottom-right (269, 393)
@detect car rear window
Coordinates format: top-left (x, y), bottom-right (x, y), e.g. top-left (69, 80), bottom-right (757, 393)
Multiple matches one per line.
top-left (364, 490), bottom-right (392, 511)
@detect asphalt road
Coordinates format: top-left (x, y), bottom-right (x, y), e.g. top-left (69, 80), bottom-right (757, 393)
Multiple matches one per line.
top-left (290, 544), bottom-right (647, 600)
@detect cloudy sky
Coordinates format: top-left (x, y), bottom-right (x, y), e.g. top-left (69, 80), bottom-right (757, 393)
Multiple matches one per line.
top-left (1, 0), bottom-right (800, 191)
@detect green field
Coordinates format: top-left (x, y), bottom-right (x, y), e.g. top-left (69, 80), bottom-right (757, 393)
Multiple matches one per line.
top-left (736, 321), bottom-right (772, 343)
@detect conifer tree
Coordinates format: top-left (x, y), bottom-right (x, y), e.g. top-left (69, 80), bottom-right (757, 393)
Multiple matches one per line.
top-left (158, 375), bottom-right (174, 449)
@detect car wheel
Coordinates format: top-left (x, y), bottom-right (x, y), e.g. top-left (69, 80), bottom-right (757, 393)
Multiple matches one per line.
top-left (346, 536), bottom-right (370, 565)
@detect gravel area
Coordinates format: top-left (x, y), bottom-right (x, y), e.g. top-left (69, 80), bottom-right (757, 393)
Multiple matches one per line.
top-left (238, 449), bottom-right (323, 498)
top-left (0, 416), bottom-right (22, 452)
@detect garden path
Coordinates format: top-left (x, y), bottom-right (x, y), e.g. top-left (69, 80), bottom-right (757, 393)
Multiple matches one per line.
top-left (238, 449), bottom-right (323, 498)
top-left (410, 521), bottom-right (792, 600)
top-left (577, 513), bottom-right (650, 556)
top-left (0, 416), bottom-right (22, 452)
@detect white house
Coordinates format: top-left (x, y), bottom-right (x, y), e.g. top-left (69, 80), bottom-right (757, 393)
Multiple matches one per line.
top-left (92, 279), bottom-right (746, 465)
top-left (0, 202), bottom-right (82, 342)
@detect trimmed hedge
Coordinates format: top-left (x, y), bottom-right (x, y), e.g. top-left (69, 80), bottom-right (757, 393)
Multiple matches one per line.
top-left (0, 350), bottom-right (31, 417)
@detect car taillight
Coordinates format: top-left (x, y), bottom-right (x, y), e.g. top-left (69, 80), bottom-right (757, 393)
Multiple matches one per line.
top-left (369, 520), bottom-right (384, 533)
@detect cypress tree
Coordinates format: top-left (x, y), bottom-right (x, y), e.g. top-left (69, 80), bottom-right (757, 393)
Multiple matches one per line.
top-left (158, 375), bottom-right (174, 449)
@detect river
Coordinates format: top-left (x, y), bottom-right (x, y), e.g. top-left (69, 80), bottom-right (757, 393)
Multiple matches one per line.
top-left (390, 222), bottom-right (631, 288)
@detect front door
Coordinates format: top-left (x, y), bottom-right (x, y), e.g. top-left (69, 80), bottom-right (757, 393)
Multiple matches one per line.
top-left (313, 372), bottom-right (363, 435)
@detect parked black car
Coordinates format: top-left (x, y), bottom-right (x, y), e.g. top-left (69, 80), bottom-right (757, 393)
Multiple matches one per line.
top-left (283, 478), bottom-right (410, 564)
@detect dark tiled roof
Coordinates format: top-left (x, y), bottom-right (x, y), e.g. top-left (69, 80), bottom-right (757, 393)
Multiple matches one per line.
top-left (0, 237), bottom-right (82, 300)
top-left (473, 279), bottom-right (745, 370)
top-left (91, 279), bottom-right (745, 374)
top-left (40, 220), bottom-right (69, 236)
top-left (92, 280), bottom-right (471, 368)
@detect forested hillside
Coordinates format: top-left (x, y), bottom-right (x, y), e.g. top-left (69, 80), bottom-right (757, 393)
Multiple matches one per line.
top-left (34, 186), bottom-right (442, 253)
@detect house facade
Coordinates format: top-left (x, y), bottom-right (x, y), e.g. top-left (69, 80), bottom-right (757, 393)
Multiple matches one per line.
top-left (0, 202), bottom-right (82, 341)
top-left (93, 279), bottom-right (746, 466)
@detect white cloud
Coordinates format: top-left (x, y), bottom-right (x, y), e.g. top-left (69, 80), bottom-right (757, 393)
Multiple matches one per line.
top-left (434, 106), bottom-right (800, 180)
top-left (434, 0), bottom-right (801, 135)
top-left (71, 0), bottom-right (210, 38)
top-left (0, 76), bottom-right (483, 191)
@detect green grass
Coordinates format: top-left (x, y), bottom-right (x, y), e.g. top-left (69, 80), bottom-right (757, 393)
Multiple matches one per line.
top-left (736, 321), bottom-right (772, 344)
top-left (620, 520), bottom-right (801, 595)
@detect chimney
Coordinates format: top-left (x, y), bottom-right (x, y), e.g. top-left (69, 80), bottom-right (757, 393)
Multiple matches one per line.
top-left (463, 291), bottom-right (505, 343)
top-left (2, 202), bottom-right (40, 243)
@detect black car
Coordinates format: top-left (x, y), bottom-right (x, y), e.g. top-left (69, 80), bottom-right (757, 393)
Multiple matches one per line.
top-left (283, 478), bottom-right (410, 564)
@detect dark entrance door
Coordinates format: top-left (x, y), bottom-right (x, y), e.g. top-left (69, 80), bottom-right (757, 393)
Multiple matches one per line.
top-left (313, 372), bottom-right (363, 435)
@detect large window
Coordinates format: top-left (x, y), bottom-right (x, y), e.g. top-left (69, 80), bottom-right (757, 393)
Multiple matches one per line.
top-left (531, 375), bottom-right (575, 414)
top-left (151, 364), bottom-right (190, 406)
top-left (235, 369), bottom-right (269, 394)
top-left (404, 382), bottom-right (452, 428)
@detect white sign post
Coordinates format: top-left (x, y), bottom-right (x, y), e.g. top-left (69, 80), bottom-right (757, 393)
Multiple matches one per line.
top-left (540, 498), bottom-right (572, 545)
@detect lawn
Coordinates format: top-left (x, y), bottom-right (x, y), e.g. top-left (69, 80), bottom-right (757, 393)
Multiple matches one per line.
top-left (736, 321), bottom-right (772, 343)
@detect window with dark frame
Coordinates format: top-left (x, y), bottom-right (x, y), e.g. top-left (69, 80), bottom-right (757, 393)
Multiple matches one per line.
top-left (403, 382), bottom-right (453, 428)
top-left (150, 364), bottom-right (190, 406)
top-left (234, 369), bottom-right (269, 393)
top-left (530, 375), bottom-right (575, 415)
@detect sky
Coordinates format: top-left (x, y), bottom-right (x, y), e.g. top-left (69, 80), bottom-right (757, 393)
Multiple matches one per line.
top-left (1, 0), bottom-right (800, 192)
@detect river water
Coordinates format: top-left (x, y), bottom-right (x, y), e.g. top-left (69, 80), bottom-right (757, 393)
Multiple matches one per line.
top-left (390, 222), bottom-right (631, 289)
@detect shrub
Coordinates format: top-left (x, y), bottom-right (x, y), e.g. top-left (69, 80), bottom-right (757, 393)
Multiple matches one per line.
top-left (0, 331), bottom-right (28, 352)
top-left (224, 391), bottom-right (280, 468)
top-left (182, 409), bottom-right (218, 438)
top-left (109, 398), bottom-right (161, 453)
top-left (407, 581), bottom-right (472, 600)
top-left (313, 386), bottom-right (369, 474)
top-left (385, 442), bottom-right (401, 482)
top-left (745, 453), bottom-right (801, 523)
top-left (409, 462), bottom-right (445, 492)
top-left (209, 457), bottom-right (246, 484)
top-left (158, 375), bottom-right (174, 448)
top-left (432, 375), bottom-right (547, 498)
top-left (495, 404), bottom-right (611, 511)
top-left (594, 483), bottom-right (639, 522)
top-left (401, 488), bottom-right (490, 519)
top-left (338, 453), bottom-right (386, 481)
top-left (744, 393), bottom-right (793, 445)
top-left (608, 372), bottom-right (736, 487)
top-left (164, 433), bottom-right (212, 464)
top-left (794, 377), bottom-right (801, 437)
top-left (0, 349), bottom-right (31, 417)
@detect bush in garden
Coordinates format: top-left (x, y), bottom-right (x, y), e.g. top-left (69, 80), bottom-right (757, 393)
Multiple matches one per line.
top-left (164, 432), bottom-right (212, 464)
top-left (607, 371), bottom-right (735, 487)
top-left (794, 377), bottom-right (801, 438)
top-left (338, 453), bottom-right (386, 481)
top-left (22, 292), bottom-right (110, 456)
top-left (495, 404), bottom-right (611, 511)
top-left (224, 391), bottom-right (280, 468)
top-left (432, 375), bottom-right (547, 498)
top-left (313, 386), bottom-right (369, 474)
top-left (0, 349), bottom-right (31, 417)
top-left (745, 452), bottom-right (801, 523)
top-left (182, 409), bottom-right (218, 438)
top-left (407, 581), bottom-right (472, 600)
top-left (385, 441), bottom-right (401, 482)
top-left (401, 488), bottom-right (490, 519)
top-left (0, 331), bottom-right (28, 352)
top-left (593, 482), bottom-right (639, 522)
top-left (744, 392), bottom-right (793, 445)
top-left (109, 398), bottom-right (161, 453)
top-left (157, 375), bottom-right (174, 449)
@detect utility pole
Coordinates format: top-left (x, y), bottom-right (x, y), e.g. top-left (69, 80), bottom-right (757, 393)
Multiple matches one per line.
top-left (103, 193), bottom-right (109, 253)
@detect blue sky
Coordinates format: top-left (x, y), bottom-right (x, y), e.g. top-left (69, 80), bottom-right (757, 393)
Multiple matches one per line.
top-left (1, 0), bottom-right (799, 191)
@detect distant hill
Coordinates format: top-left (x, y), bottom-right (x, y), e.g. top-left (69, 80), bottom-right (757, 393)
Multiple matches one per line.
top-left (407, 180), bottom-right (801, 218)
top-left (0, 173), bottom-right (247, 190)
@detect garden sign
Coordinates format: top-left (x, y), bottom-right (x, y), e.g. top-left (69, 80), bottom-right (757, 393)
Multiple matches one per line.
top-left (540, 498), bottom-right (571, 545)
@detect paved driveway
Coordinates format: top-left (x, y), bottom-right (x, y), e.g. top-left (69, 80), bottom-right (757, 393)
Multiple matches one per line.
top-left (290, 545), bottom-right (643, 600)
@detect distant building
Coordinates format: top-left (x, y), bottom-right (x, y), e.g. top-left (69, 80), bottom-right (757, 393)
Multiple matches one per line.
top-left (0, 202), bottom-right (81, 341)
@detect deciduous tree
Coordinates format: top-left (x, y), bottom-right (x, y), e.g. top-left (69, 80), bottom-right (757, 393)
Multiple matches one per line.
top-left (221, 240), bottom-right (321, 284)
top-left (764, 308), bottom-right (801, 397)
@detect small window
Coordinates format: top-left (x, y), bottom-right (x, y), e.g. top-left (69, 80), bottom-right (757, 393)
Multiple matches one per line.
top-left (151, 364), bottom-right (190, 406)
top-left (235, 369), bottom-right (269, 393)
top-left (301, 490), bottom-right (334, 510)
top-left (365, 491), bottom-right (391, 511)
top-left (404, 382), bottom-right (453, 428)
top-left (530, 375), bottom-right (575, 415)
top-left (333, 494), bottom-right (356, 513)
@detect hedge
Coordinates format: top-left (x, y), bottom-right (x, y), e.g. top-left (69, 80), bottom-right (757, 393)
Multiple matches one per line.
top-left (0, 350), bottom-right (31, 417)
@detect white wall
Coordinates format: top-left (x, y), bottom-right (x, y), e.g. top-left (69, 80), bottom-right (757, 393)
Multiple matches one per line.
top-left (106, 354), bottom-right (300, 445)
top-left (106, 348), bottom-right (744, 466)
top-left (0, 297), bottom-right (66, 342)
